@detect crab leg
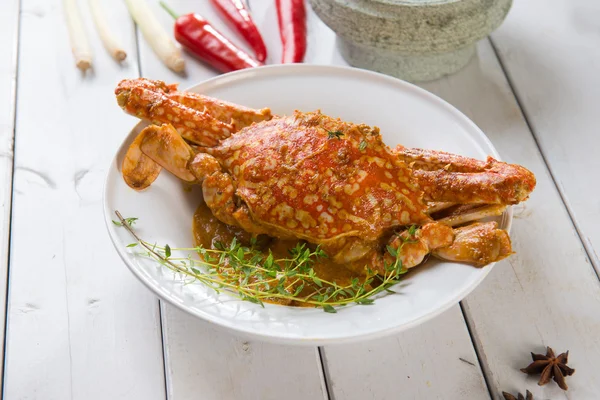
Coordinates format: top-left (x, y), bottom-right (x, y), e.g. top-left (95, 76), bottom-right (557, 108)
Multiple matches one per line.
top-left (425, 201), bottom-right (456, 214)
top-left (381, 222), bottom-right (455, 271)
top-left (431, 203), bottom-right (512, 265)
top-left (378, 220), bottom-right (510, 272)
top-left (434, 204), bottom-right (507, 226)
top-left (395, 146), bottom-right (536, 205)
top-left (166, 91), bottom-right (272, 130)
top-left (116, 78), bottom-right (234, 147)
top-left (130, 124), bottom-right (248, 229)
top-left (396, 146), bottom-right (489, 172)
top-left (370, 202), bottom-right (511, 273)
top-left (135, 123), bottom-right (263, 231)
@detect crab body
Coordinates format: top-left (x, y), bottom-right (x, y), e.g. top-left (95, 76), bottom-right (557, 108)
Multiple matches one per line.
top-left (139, 112), bottom-right (431, 262)
top-left (208, 112), bottom-right (429, 242)
top-left (115, 78), bottom-right (536, 271)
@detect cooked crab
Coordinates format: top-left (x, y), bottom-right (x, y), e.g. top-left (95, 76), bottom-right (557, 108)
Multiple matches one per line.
top-left (115, 78), bottom-right (536, 272)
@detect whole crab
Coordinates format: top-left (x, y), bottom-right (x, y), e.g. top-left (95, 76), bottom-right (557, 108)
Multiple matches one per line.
top-left (115, 78), bottom-right (536, 272)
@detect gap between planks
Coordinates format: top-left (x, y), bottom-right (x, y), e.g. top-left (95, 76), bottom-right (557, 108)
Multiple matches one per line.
top-left (1, 0), bottom-right (21, 395)
top-left (459, 302), bottom-right (494, 399)
top-left (317, 347), bottom-right (333, 400)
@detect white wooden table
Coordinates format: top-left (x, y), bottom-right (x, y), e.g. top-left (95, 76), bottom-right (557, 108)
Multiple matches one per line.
top-left (2, 0), bottom-right (599, 399)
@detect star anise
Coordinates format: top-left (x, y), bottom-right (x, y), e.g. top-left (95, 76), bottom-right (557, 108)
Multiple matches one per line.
top-left (520, 346), bottom-right (575, 390)
top-left (502, 390), bottom-right (533, 400)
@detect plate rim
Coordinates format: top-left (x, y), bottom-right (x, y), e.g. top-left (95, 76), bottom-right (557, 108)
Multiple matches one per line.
top-left (103, 64), bottom-right (513, 345)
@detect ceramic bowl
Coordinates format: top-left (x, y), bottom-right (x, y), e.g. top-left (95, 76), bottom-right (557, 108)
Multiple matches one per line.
top-left (310, 0), bottom-right (512, 82)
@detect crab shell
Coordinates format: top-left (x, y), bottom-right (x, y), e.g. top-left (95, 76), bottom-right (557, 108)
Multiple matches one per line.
top-left (205, 111), bottom-right (431, 246)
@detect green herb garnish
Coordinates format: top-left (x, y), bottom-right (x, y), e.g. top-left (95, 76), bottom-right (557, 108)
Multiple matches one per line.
top-left (114, 210), bottom-right (409, 313)
top-left (359, 140), bottom-right (367, 151)
top-left (327, 130), bottom-right (344, 140)
top-left (407, 225), bottom-right (417, 236)
top-left (113, 217), bottom-right (138, 227)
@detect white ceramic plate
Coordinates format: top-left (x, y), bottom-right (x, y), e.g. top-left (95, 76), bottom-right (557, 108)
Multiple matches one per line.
top-left (104, 65), bottom-right (511, 345)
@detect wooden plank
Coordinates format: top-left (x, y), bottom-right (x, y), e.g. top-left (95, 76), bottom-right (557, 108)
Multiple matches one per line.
top-left (135, 1), bottom-right (492, 398)
top-left (3, 0), bottom-right (166, 398)
top-left (322, 306), bottom-right (490, 399)
top-left (0, 0), bottom-right (20, 386)
top-left (420, 40), bottom-right (600, 399)
top-left (490, 0), bottom-right (600, 272)
top-left (295, 5), bottom-right (491, 400)
top-left (161, 305), bottom-right (327, 399)
top-left (135, 1), bottom-right (329, 399)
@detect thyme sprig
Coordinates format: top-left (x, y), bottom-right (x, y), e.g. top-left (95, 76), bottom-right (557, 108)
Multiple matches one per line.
top-left (327, 130), bottom-right (344, 139)
top-left (114, 211), bottom-right (410, 313)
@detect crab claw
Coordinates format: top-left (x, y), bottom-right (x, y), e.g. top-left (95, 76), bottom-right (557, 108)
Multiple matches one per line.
top-left (132, 123), bottom-right (259, 231)
top-left (395, 146), bottom-right (536, 205)
top-left (367, 206), bottom-right (513, 274)
top-left (121, 129), bottom-right (163, 190)
top-left (432, 222), bottom-right (513, 266)
top-left (137, 124), bottom-right (198, 183)
top-left (122, 124), bottom-right (221, 190)
top-left (117, 78), bottom-right (274, 190)
top-left (116, 78), bottom-right (234, 147)
top-left (116, 78), bottom-right (273, 147)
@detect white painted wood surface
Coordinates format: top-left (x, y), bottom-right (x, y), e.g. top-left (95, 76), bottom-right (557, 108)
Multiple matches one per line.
top-left (161, 305), bottom-right (328, 400)
top-left (4, 0), bottom-right (600, 399)
top-left (3, 1), bottom-right (165, 398)
top-left (421, 40), bottom-right (600, 399)
top-left (136, 2), bottom-right (491, 398)
top-left (0, 0), bottom-right (20, 385)
top-left (322, 306), bottom-right (490, 399)
top-left (491, 0), bottom-right (600, 273)
top-left (320, 36), bottom-right (600, 400)
top-left (136, 2), bottom-right (332, 399)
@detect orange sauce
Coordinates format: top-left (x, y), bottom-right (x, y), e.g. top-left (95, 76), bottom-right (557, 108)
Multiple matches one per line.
top-left (192, 202), bottom-right (367, 306)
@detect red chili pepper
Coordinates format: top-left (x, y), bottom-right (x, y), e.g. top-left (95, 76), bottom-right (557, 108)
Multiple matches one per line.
top-left (209, 0), bottom-right (267, 63)
top-left (160, 2), bottom-right (261, 73)
top-left (275, 0), bottom-right (307, 63)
